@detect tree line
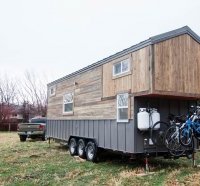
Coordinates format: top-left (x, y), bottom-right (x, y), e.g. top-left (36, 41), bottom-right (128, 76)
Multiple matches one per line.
top-left (0, 71), bottom-right (48, 125)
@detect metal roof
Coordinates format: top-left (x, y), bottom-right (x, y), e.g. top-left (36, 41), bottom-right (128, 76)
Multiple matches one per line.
top-left (48, 26), bottom-right (200, 87)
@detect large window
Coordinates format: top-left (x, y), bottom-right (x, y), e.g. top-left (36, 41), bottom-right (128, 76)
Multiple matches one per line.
top-left (117, 93), bottom-right (129, 122)
top-left (63, 93), bottom-right (74, 113)
top-left (113, 59), bottom-right (130, 76)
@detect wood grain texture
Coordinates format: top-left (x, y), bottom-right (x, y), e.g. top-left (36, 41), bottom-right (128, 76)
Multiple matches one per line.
top-left (47, 66), bottom-right (117, 119)
top-left (102, 46), bottom-right (151, 98)
top-left (102, 54), bottom-right (132, 98)
top-left (154, 34), bottom-right (200, 97)
top-left (132, 46), bottom-right (151, 93)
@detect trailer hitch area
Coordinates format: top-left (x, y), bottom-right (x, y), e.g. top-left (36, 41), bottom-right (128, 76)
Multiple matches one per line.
top-left (144, 150), bottom-right (150, 173)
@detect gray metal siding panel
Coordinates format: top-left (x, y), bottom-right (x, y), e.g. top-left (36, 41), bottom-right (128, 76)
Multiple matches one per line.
top-left (125, 121), bottom-right (134, 152)
top-left (55, 120), bottom-right (58, 138)
top-left (47, 119), bottom-right (136, 153)
top-left (93, 120), bottom-right (99, 143)
top-left (61, 121), bottom-right (64, 139)
top-left (118, 123), bottom-right (126, 151)
top-left (73, 121), bottom-right (76, 136)
top-left (69, 120), bottom-right (71, 137)
top-left (105, 120), bottom-right (111, 149)
top-left (111, 120), bottom-right (117, 150)
top-left (75, 120), bottom-right (78, 136)
top-left (98, 120), bottom-right (105, 147)
top-left (88, 120), bottom-right (94, 138)
top-left (80, 121), bottom-right (84, 137)
top-left (85, 120), bottom-right (89, 137)
top-left (65, 121), bottom-right (67, 138)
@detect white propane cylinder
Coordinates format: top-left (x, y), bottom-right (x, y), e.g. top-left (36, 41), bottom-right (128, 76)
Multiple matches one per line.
top-left (150, 109), bottom-right (160, 130)
top-left (137, 108), bottom-right (149, 131)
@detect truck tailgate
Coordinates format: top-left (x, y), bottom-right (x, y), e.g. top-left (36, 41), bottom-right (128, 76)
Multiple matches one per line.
top-left (18, 123), bottom-right (44, 132)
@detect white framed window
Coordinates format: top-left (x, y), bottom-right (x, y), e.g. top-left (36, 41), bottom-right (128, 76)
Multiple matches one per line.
top-left (113, 59), bottom-right (130, 76)
top-left (49, 86), bottom-right (56, 97)
top-left (63, 93), bottom-right (74, 113)
top-left (117, 93), bottom-right (129, 122)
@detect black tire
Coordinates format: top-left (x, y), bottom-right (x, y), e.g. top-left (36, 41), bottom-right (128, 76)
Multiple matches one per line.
top-left (86, 141), bottom-right (97, 162)
top-left (151, 121), bottom-right (169, 147)
top-left (69, 138), bottom-right (77, 156)
top-left (165, 125), bottom-right (182, 151)
top-left (77, 139), bottom-right (86, 158)
top-left (165, 125), bottom-right (186, 157)
top-left (179, 127), bottom-right (193, 147)
top-left (41, 135), bottom-right (46, 141)
top-left (168, 148), bottom-right (186, 157)
top-left (20, 135), bottom-right (27, 142)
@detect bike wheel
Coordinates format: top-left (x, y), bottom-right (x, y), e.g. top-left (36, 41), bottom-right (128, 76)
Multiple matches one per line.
top-left (165, 125), bottom-right (181, 151)
top-left (151, 121), bottom-right (169, 147)
top-left (179, 127), bottom-right (193, 147)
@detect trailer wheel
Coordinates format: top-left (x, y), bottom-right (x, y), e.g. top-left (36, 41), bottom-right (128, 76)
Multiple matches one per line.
top-left (86, 141), bottom-right (97, 162)
top-left (19, 135), bottom-right (27, 142)
top-left (41, 134), bottom-right (47, 141)
top-left (77, 139), bottom-right (86, 158)
top-left (69, 138), bottom-right (77, 156)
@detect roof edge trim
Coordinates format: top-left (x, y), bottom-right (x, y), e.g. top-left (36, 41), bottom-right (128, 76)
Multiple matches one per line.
top-left (48, 26), bottom-right (200, 87)
top-left (48, 39), bottom-right (151, 86)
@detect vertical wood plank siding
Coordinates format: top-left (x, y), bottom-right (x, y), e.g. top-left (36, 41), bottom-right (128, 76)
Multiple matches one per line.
top-left (102, 46), bottom-right (151, 98)
top-left (154, 34), bottom-right (200, 96)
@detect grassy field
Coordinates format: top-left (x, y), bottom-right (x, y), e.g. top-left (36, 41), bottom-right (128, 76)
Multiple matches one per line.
top-left (0, 133), bottom-right (200, 186)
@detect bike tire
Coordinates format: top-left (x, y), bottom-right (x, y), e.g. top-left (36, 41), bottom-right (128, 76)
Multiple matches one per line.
top-left (179, 127), bottom-right (193, 147)
top-left (151, 121), bottom-right (169, 147)
top-left (165, 125), bottom-right (182, 151)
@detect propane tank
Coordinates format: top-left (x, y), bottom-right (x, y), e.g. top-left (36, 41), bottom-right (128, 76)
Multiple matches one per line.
top-left (137, 108), bottom-right (149, 131)
top-left (150, 108), bottom-right (160, 130)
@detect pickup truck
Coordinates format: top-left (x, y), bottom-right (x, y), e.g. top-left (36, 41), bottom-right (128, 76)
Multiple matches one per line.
top-left (17, 117), bottom-right (46, 142)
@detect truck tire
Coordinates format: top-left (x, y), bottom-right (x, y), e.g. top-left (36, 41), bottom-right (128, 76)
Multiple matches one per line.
top-left (77, 139), bottom-right (86, 158)
top-left (69, 138), bottom-right (77, 156)
top-left (20, 135), bottom-right (27, 142)
top-left (42, 135), bottom-right (46, 141)
top-left (86, 141), bottom-right (97, 162)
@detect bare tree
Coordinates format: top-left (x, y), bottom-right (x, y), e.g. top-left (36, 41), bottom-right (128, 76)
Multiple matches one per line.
top-left (18, 71), bottom-right (48, 117)
top-left (0, 75), bottom-right (18, 125)
top-left (0, 71), bottom-right (48, 128)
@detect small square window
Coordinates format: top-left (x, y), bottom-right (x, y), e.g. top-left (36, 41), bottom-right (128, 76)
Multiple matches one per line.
top-left (113, 59), bottom-right (130, 76)
top-left (49, 86), bottom-right (56, 96)
top-left (114, 63), bottom-right (122, 75)
top-left (122, 60), bottom-right (129, 72)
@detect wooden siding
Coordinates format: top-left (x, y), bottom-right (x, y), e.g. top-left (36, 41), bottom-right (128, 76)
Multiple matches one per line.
top-left (102, 54), bottom-right (132, 98)
top-left (132, 46), bottom-right (151, 93)
top-left (47, 33), bottom-right (200, 121)
top-left (102, 46), bottom-right (151, 98)
top-left (154, 34), bottom-right (200, 97)
top-left (47, 66), bottom-right (118, 119)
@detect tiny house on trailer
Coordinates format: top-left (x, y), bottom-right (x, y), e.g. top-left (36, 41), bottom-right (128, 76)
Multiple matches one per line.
top-left (47, 26), bottom-right (200, 161)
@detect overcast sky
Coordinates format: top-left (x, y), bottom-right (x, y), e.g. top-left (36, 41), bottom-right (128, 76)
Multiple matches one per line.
top-left (0, 0), bottom-right (200, 83)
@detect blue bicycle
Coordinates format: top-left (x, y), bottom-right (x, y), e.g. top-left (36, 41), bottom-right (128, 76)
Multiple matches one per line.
top-left (179, 106), bottom-right (200, 147)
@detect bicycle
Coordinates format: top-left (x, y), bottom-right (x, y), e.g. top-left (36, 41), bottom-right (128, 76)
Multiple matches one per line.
top-left (179, 106), bottom-right (200, 147)
top-left (151, 113), bottom-right (190, 157)
top-left (164, 115), bottom-right (189, 157)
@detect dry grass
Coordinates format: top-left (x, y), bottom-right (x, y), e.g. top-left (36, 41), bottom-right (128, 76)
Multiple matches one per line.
top-left (1, 132), bottom-right (200, 186)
